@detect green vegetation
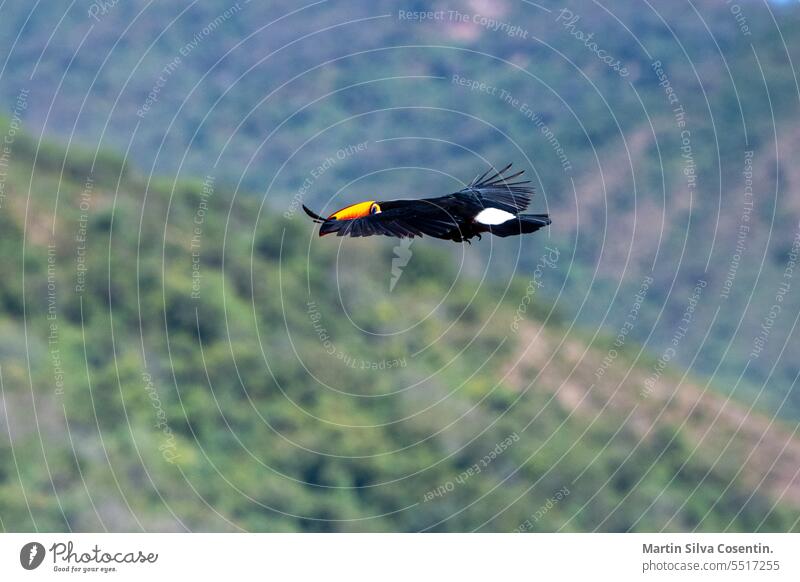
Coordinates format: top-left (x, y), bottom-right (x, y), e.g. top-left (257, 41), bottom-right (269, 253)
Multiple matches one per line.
top-left (1, 0), bottom-right (799, 418)
top-left (0, 126), bottom-right (797, 532)
top-left (1, 0), bottom-right (800, 533)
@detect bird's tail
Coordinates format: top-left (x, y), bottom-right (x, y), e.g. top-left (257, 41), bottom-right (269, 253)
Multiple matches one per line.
top-left (489, 214), bottom-right (551, 238)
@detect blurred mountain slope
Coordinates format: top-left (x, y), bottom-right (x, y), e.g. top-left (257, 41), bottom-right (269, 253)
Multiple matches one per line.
top-left (0, 122), bottom-right (798, 531)
top-left (1, 0), bottom-right (799, 419)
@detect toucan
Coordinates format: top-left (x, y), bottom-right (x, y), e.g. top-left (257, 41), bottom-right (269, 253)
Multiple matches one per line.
top-left (302, 163), bottom-right (550, 243)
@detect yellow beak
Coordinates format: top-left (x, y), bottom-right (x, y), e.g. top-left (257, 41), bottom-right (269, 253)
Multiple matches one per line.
top-left (328, 200), bottom-right (378, 221)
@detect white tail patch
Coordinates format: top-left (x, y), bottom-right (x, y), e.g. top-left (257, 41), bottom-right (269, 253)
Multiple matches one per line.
top-left (474, 207), bottom-right (516, 225)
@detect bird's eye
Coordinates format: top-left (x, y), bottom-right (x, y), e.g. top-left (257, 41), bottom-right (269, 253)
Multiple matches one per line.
top-left (370, 203), bottom-right (381, 214)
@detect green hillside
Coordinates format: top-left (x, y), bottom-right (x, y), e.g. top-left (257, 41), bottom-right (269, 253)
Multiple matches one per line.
top-left (1, 0), bottom-right (800, 419)
top-left (1, 125), bottom-right (798, 532)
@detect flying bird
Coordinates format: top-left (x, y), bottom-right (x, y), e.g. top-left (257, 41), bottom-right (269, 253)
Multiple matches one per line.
top-left (302, 163), bottom-right (550, 243)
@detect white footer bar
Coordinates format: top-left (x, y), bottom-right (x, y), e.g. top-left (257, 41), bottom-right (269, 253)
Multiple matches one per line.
top-left (1, 533), bottom-right (798, 581)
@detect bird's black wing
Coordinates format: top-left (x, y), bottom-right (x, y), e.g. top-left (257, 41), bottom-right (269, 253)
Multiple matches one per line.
top-left (307, 200), bottom-right (460, 239)
top-left (457, 163), bottom-right (534, 212)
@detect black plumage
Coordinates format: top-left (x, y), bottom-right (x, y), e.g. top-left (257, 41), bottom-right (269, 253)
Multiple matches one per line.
top-left (302, 164), bottom-right (551, 243)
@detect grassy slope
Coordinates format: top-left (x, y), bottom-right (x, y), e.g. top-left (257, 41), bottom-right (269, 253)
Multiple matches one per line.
top-left (0, 124), bottom-right (798, 531)
top-left (1, 0), bottom-right (800, 417)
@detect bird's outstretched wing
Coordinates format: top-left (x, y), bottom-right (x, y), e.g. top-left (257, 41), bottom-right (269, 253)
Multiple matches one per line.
top-left (301, 163), bottom-right (536, 239)
top-left (458, 163), bottom-right (534, 212)
top-left (303, 201), bottom-right (459, 238)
